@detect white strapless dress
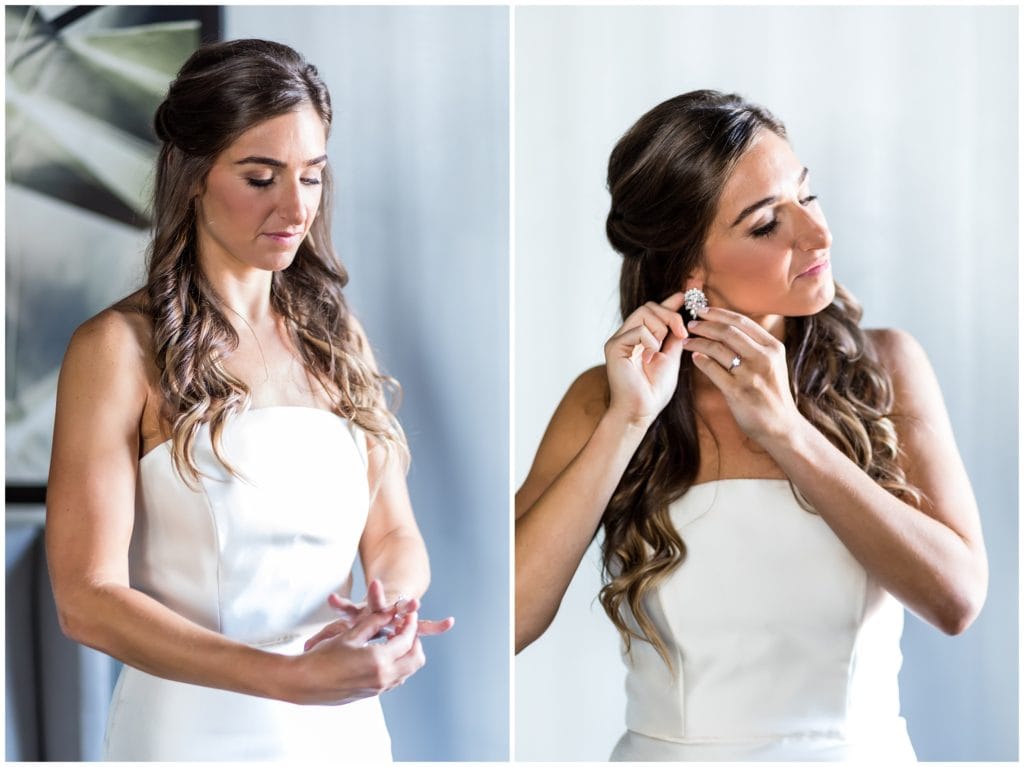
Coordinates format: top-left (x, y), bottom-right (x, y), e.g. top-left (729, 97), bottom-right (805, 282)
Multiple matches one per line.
top-left (104, 406), bottom-right (392, 761)
top-left (611, 479), bottom-right (916, 762)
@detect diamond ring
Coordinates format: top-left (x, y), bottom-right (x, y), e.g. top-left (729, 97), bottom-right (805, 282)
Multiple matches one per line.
top-left (728, 355), bottom-right (741, 371)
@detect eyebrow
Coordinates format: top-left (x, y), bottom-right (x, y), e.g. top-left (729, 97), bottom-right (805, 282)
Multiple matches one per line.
top-left (234, 154), bottom-right (328, 168)
top-left (729, 167), bottom-right (810, 228)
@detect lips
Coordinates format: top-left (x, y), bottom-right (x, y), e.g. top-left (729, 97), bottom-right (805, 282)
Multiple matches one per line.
top-left (798, 259), bottom-right (830, 278)
top-left (262, 231), bottom-right (303, 243)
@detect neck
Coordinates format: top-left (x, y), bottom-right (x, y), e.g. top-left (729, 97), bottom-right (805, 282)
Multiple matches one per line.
top-left (197, 253), bottom-right (275, 326)
top-left (752, 313), bottom-right (786, 341)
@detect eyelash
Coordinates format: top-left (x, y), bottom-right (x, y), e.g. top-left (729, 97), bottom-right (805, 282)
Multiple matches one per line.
top-left (246, 177), bottom-right (321, 189)
top-left (751, 195), bottom-right (819, 238)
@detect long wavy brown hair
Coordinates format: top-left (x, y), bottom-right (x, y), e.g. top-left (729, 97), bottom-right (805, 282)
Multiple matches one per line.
top-left (131, 39), bottom-right (406, 484)
top-left (600, 90), bottom-right (920, 666)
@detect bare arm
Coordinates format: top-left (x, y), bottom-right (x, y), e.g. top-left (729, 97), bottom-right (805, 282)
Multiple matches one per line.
top-left (347, 314), bottom-right (431, 603)
top-left (516, 372), bottom-right (648, 652)
top-left (686, 311), bottom-right (987, 634)
top-left (515, 294), bottom-right (688, 652)
top-left (766, 329), bottom-right (986, 634)
top-left (358, 442), bottom-right (431, 602)
top-left (46, 311), bottom-right (422, 705)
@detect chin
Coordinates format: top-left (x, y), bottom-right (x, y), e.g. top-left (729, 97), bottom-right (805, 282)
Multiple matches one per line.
top-left (778, 284), bottom-right (836, 318)
top-left (801, 281), bottom-right (836, 316)
top-left (253, 249), bottom-right (300, 273)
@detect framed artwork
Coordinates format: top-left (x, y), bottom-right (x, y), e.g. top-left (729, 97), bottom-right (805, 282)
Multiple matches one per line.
top-left (5, 5), bottom-right (221, 493)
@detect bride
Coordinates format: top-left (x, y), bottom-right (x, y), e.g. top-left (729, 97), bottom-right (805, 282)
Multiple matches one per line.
top-left (46, 39), bottom-right (452, 761)
top-left (515, 90), bottom-right (987, 761)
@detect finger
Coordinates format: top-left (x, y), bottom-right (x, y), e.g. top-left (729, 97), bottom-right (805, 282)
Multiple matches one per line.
top-left (327, 593), bottom-right (363, 615)
top-left (347, 608), bottom-right (401, 644)
top-left (645, 333), bottom-right (685, 379)
top-left (416, 617), bottom-right (455, 636)
top-left (381, 637), bottom-right (426, 693)
top-left (641, 301), bottom-right (687, 339)
top-left (686, 318), bottom-right (763, 358)
top-left (696, 306), bottom-right (779, 346)
top-left (394, 637), bottom-right (426, 681)
top-left (379, 611), bottom-right (419, 659)
top-left (657, 332), bottom-right (686, 362)
top-left (682, 337), bottom-right (743, 371)
top-left (303, 620), bottom-right (350, 652)
top-left (658, 291), bottom-right (687, 312)
top-left (619, 308), bottom-right (671, 346)
top-left (691, 351), bottom-right (735, 392)
top-left (610, 325), bottom-right (661, 358)
top-left (367, 579), bottom-right (389, 612)
top-left (393, 596), bottom-right (420, 620)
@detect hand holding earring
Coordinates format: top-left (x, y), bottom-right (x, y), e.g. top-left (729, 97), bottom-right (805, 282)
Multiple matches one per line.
top-left (603, 291), bottom-right (689, 427)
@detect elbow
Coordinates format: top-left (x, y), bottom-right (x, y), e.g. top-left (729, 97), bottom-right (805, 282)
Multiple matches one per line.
top-left (934, 573), bottom-right (988, 637)
top-left (515, 623), bottom-right (539, 655)
top-left (51, 582), bottom-right (111, 649)
top-left (936, 603), bottom-right (980, 637)
top-left (53, 595), bottom-right (94, 646)
top-left (514, 588), bottom-right (556, 654)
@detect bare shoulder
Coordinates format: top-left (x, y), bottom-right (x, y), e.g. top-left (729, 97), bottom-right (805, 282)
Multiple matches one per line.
top-left (515, 365), bottom-right (609, 515)
top-left (61, 296), bottom-right (155, 410)
top-left (865, 327), bottom-right (928, 370)
top-left (865, 328), bottom-right (934, 398)
top-left (69, 303), bottom-right (150, 365)
top-left (865, 328), bottom-right (946, 425)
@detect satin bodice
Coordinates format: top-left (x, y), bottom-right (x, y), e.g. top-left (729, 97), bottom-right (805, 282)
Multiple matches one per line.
top-left (130, 406), bottom-right (369, 647)
top-left (107, 406), bottom-right (392, 761)
top-left (620, 479), bottom-right (908, 752)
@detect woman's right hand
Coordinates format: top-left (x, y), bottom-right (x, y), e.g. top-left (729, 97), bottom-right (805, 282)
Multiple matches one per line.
top-left (603, 291), bottom-right (688, 426)
top-left (288, 608), bottom-right (425, 705)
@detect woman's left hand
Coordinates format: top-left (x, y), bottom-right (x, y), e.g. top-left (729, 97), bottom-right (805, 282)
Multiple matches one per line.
top-left (303, 579), bottom-right (454, 651)
top-left (682, 306), bottom-right (803, 446)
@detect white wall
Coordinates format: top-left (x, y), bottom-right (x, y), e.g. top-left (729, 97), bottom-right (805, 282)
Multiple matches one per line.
top-left (514, 5), bottom-right (1017, 761)
top-left (226, 7), bottom-right (509, 760)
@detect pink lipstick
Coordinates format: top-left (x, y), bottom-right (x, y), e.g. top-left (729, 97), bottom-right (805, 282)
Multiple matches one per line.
top-left (798, 259), bottom-right (830, 278)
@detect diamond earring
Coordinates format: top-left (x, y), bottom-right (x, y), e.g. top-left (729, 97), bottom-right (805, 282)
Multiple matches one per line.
top-left (683, 288), bottom-right (708, 320)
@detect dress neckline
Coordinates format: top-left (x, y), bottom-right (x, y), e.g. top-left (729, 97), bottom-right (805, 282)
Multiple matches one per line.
top-left (138, 405), bottom-right (344, 464)
top-left (687, 477), bottom-right (791, 491)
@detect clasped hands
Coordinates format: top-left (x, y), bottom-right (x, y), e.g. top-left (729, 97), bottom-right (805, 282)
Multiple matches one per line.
top-left (288, 579), bottom-right (454, 705)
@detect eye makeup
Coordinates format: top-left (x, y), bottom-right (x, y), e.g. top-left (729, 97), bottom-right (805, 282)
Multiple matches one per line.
top-left (749, 195), bottom-right (819, 239)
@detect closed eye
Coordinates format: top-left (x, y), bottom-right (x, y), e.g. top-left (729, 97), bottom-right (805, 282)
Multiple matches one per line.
top-left (752, 195), bottom-right (819, 238)
top-left (752, 219), bottom-right (779, 238)
top-left (246, 177), bottom-right (322, 189)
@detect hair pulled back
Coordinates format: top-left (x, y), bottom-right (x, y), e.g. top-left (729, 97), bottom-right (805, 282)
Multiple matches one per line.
top-left (141, 39), bottom-right (405, 483)
top-left (600, 90), bottom-right (919, 666)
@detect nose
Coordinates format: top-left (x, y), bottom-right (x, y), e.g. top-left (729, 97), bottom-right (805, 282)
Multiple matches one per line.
top-left (276, 179), bottom-right (306, 226)
top-left (793, 203), bottom-right (831, 252)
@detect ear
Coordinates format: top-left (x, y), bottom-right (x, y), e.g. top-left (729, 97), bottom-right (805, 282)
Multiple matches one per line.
top-left (683, 267), bottom-right (706, 293)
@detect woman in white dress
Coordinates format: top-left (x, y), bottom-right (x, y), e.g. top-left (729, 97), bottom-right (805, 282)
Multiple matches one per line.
top-left (515, 90), bottom-right (987, 761)
top-left (45, 39), bottom-right (453, 761)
